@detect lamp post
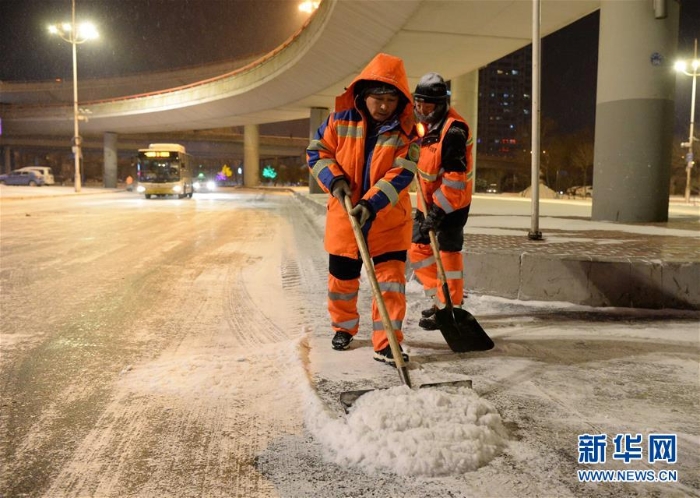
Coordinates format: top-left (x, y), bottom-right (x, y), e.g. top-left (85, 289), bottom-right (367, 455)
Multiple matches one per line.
top-left (529, 0), bottom-right (543, 240)
top-left (48, 0), bottom-right (98, 193)
top-left (675, 39), bottom-right (699, 204)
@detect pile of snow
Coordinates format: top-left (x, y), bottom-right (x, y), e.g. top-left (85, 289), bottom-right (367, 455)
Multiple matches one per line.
top-left (302, 372), bottom-right (508, 477)
top-left (519, 183), bottom-right (559, 198)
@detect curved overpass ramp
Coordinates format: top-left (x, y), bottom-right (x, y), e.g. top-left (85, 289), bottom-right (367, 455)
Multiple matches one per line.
top-left (1, 0), bottom-right (599, 136)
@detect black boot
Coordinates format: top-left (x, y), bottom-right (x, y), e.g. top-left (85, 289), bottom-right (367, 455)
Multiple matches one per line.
top-left (373, 344), bottom-right (409, 366)
top-left (418, 314), bottom-right (440, 330)
top-left (332, 331), bottom-right (354, 350)
top-left (421, 306), bottom-right (438, 318)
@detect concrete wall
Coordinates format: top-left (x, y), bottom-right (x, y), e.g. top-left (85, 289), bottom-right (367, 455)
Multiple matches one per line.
top-left (464, 250), bottom-right (700, 310)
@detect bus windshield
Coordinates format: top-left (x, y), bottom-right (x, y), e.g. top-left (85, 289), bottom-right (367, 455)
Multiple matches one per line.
top-left (137, 152), bottom-right (181, 183)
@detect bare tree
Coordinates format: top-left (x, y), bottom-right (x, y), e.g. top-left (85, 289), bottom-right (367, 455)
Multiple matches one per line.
top-left (569, 128), bottom-right (594, 190)
top-left (670, 134), bottom-right (694, 195)
top-left (538, 117), bottom-right (559, 187)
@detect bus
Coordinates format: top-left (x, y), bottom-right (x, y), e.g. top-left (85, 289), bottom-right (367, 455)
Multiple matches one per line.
top-left (136, 143), bottom-right (194, 199)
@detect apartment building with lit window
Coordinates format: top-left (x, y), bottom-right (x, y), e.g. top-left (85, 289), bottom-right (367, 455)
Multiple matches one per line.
top-left (477, 46), bottom-right (532, 156)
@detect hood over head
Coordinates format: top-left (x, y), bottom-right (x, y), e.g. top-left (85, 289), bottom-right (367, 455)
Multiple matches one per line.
top-left (335, 53), bottom-right (415, 134)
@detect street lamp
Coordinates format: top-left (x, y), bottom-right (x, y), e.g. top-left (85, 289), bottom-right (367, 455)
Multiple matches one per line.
top-left (675, 39), bottom-right (699, 203)
top-left (298, 1), bottom-right (320, 13)
top-left (48, 0), bottom-right (98, 193)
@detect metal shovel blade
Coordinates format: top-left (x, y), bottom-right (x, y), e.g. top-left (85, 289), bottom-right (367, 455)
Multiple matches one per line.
top-left (339, 379), bottom-right (472, 413)
top-left (435, 307), bottom-right (494, 353)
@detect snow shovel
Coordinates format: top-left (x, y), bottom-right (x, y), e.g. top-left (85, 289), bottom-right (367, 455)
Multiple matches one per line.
top-left (343, 195), bottom-right (411, 388)
top-left (338, 196), bottom-right (472, 412)
top-left (427, 230), bottom-right (494, 352)
top-left (414, 179), bottom-right (494, 352)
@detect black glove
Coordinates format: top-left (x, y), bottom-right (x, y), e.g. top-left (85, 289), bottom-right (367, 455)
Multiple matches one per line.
top-left (349, 200), bottom-right (375, 228)
top-left (419, 205), bottom-right (445, 237)
top-left (330, 178), bottom-right (351, 210)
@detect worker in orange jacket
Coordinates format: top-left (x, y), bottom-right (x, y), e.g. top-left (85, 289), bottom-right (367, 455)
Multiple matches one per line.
top-left (408, 73), bottom-right (474, 330)
top-left (307, 53), bottom-right (419, 365)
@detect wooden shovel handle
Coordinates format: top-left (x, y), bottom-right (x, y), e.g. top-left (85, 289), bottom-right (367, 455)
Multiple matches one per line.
top-left (414, 178), bottom-right (454, 310)
top-left (344, 196), bottom-right (410, 380)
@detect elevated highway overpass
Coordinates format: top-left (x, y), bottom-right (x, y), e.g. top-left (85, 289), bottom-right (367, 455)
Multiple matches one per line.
top-left (1, 0), bottom-right (600, 135)
top-left (0, 0), bottom-right (681, 222)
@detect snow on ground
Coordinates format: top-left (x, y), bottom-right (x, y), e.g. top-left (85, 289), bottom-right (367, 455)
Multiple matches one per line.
top-left (282, 195), bottom-right (699, 492)
top-left (274, 285), bottom-right (700, 488)
top-left (3, 190), bottom-right (697, 497)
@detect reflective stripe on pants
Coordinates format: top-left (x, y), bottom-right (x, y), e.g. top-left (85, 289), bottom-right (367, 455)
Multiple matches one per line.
top-left (371, 259), bottom-right (406, 351)
top-left (409, 242), bottom-right (464, 307)
top-left (328, 274), bottom-right (360, 334)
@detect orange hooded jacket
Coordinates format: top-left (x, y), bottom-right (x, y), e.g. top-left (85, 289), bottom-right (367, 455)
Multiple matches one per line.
top-left (307, 53), bottom-right (419, 258)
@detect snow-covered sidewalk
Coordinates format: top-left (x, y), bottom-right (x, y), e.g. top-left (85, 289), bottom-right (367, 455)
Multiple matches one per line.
top-left (255, 198), bottom-right (700, 497)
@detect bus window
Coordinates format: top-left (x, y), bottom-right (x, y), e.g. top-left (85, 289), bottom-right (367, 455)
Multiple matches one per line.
top-left (137, 155), bottom-right (181, 183)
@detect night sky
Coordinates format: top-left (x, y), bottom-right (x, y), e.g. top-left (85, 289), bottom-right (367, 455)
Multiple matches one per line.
top-left (540, 0), bottom-right (700, 135)
top-left (1, 0), bottom-right (698, 136)
top-left (541, 10), bottom-right (600, 134)
top-left (0, 0), bottom-right (307, 81)
top-left (673, 0), bottom-right (700, 137)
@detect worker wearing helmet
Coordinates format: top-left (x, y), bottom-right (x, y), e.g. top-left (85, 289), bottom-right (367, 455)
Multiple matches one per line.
top-left (307, 53), bottom-right (419, 365)
top-left (409, 72), bottom-right (474, 329)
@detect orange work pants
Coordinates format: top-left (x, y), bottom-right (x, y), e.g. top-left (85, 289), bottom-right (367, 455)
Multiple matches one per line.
top-left (408, 242), bottom-right (464, 307)
top-left (328, 257), bottom-right (406, 352)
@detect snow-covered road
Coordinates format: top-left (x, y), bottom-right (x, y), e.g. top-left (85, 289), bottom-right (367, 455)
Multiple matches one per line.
top-left (1, 189), bottom-right (698, 497)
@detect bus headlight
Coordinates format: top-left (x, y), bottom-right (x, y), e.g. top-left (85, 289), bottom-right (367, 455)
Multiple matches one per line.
top-left (136, 185), bottom-right (145, 193)
top-left (173, 185), bottom-right (183, 193)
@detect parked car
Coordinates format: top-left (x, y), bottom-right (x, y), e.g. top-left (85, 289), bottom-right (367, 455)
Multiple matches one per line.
top-left (567, 185), bottom-right (593, 198)
top-left (15, 166), bottom-right (55, 185)
top-left (486, 183), bottom-right (500, 194)
top-left (0, 170), bottom-right (46, 186)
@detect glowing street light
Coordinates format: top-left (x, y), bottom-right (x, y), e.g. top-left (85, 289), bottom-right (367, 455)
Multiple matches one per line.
top-left (298, 1), bottom-right (320, 14)
top-left (48, 0), bottom-right (98, 193)
top-left (675, 39), bottom-right (699, 203)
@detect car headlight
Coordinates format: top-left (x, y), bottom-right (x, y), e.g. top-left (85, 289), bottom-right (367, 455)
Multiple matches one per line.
top-left (206, 181), bottom-right (216, 190)
top-left (193, 181), bottom-right (201, 189)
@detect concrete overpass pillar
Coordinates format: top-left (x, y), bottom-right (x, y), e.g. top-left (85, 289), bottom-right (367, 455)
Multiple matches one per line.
top-left (103, 132), bottom-right (118, 188)
top-left (244, 124), bottom-right (260, 187)
top-left (308, 107), bottom-right (329, 193)
top-left (592, 0), bottom-right (679, 222)
top-left (450, 70), bottom-right (479, 179)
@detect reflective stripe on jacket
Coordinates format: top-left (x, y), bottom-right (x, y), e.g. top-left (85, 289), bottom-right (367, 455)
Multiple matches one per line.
top-left (416, 108), bottom-right (473, 215)
top-left (307, 53), bottom-right (419, 258)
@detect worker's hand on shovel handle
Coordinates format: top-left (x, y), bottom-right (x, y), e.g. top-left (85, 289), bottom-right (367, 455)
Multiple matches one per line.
top-left (349, 201), bottom-right (375, 228)
top-left (331, 178), bottom-right (352, 211)
top-left (419, 205), bottom-right (445, 237)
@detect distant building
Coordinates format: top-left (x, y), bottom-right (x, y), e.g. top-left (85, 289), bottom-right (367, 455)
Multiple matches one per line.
top-left (477, 46), bottom-right (532, 157)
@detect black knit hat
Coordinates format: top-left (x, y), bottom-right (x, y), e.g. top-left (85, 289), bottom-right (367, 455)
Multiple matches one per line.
top-left (359, 81), bottom-right (400, 97)
top-left (413, 72), bottom-right (449, 103)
